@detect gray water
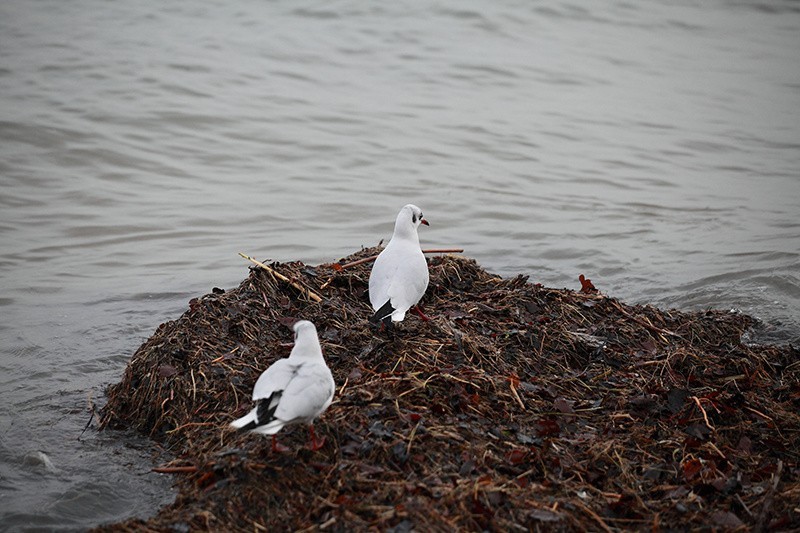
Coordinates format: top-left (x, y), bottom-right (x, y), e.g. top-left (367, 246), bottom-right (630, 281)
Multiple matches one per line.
top-left (1, 0), bottom-right (799, 529)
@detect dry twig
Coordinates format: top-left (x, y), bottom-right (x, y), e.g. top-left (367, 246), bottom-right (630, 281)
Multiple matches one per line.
top-left (239, 252), bottom-right (322, 302)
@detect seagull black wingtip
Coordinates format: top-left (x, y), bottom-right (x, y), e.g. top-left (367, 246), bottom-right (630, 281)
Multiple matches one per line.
top-left (370, 300), bottom-right (396, 324)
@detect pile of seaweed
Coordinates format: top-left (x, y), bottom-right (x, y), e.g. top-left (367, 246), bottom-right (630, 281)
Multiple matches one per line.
top-left (96, 249), bottom-right (799, 531)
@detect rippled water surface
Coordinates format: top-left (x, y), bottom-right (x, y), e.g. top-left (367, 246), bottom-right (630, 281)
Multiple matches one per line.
top-left (1, 0), bottom-right (799, 529)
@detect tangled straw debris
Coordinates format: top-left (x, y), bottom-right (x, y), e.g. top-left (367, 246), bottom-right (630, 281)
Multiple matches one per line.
top-left (95, 248), bottom-right (799, 531)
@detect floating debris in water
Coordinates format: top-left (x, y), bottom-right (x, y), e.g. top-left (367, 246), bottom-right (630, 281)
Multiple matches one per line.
top-left (96, 248), bottom-right (799, 532)
top-left (23, 451), bottom-right (57, 474)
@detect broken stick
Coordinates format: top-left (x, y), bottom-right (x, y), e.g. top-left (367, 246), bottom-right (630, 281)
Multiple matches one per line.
top-left (338, 248), bottom-right (464, 270)
top-left (238, 253), bottom-right (323, 303)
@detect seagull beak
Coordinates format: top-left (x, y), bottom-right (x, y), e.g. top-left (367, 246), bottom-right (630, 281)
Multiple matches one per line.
top-left (420, 218), bottom-right (430, 226)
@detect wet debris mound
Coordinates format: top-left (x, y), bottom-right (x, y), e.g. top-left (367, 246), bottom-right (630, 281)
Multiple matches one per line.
top-left (97, 249), bottom-right (799, 531)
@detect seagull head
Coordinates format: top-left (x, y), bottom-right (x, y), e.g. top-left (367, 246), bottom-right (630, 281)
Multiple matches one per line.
top-left (394, 204), bottom-right (429, 239)
top-left (290, 320), bottom-right (323, 360)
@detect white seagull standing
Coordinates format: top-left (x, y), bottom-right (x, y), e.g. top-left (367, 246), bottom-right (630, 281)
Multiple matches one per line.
top-left (230, 320), bottom-right (335, 452)
top-left (369, 204), bottom-right (430, 329)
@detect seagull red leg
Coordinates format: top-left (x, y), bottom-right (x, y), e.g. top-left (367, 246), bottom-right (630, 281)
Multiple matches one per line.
top-left (307, 424), bottom-right (326, 451)
top-left (411, 305), bottom-right (430, 322)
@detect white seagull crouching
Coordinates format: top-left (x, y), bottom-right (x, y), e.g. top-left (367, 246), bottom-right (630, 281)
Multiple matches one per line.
top-left (230, 320), bottom-right (335, 452)
top-left (369, 204), bottom-right (430, 329)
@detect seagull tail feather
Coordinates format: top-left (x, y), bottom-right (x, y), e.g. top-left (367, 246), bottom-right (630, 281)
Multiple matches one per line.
top-left (251, 419), bottom-right (286, 435)
top-left (230, 410), bottom-right (286, 435)
top-left (231, 391), bottom-right (285, 433)
top-left (230, 409), bottom-right (258, 431)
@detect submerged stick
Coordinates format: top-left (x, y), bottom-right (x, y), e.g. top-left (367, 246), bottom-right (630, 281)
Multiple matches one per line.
top-left (152, 465), bottom-right (198, 474)
top-left (78, 391), bottom-right (97, 440)
top-left (239, 253), bottom-right (322, 303)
